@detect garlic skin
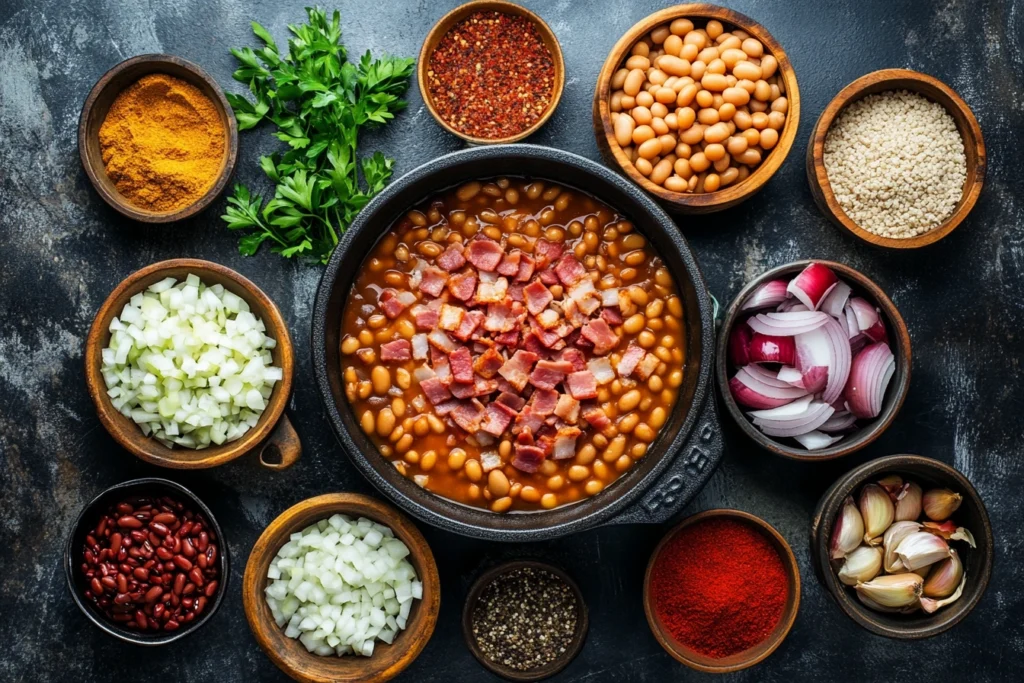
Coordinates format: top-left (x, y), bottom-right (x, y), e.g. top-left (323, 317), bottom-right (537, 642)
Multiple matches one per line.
top-left (838, 545), bottom-right (882, 586)
top-left (877, 474), bottom-right (904, 500)
top-left (895, 531), bottom-right (953, 571)
top-left (923, 549), bottom-right (963, 599)
top-left (831, 495), bottom-right (865, 560)
top-left (883, 521), bottom-right (922, 573)
top-left (855, 573), bottom-right (924, 608)
top-left (923, 521), bottom-right (977, 548)
top-left (922, 488), bottom-right (963, 521)
top-left (859, 483), bottom-right (895, 545)
top-left (894, 481), bottom-right (923, 522)
top-left (921, 576), bottom-right (966, 614)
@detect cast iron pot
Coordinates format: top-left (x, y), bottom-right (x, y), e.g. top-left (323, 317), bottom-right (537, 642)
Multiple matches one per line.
top-left (312, 145), bottom-right (722, 541)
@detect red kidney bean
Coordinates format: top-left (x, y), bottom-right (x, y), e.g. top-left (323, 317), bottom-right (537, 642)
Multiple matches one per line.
top-left (206, 546), bottom-right (217, 565)
top-left (182, 538), bottom-right (196, 558)
top-left (114, 593), bottom-right (131, 605)
top-left (133, 568), bottom-right (149, 581)
top-left (173, 556), bottom-right (193, 571)
top-left (112, 613), bottom-right (132, 622)
top-left (173, 573), bottom-right (186, 595)
top-left (204, 581), bottom-right (218, 597)
top-left (189, 567), bottom-right (204, 587)
top-left (197, 532), bottom-right (209, 552)
top-left (182, 597), bottom-right (194, 609)
top-left (117, 516), bottom-right (143, 529)
top-left (96, 517), bottom-right (108, 536)
top-left (197, 554), bottom-right (207, 570)
top-left (91, 578), bottom-right (104, 595)
top-left (170, 593), bottom-right (180, 608)
top-left (116, 574), bottom-right (128, 594)
top-left (116, 503), bottom-right (133, 515)
top-left (182, 612), bottom-right (195, 623)
top-left (117, 547), bottom-right (127, 562)
top-left (101, 576), bottom-right (117, 590)
top-left (156, 547), bottom-right (173, 561)
top-left (129, 530), bottom-right (146, 543)
top-left (144, 586), bottom-right (163, 603)
top-left (86, 534), bottom-right (98, 548)
top-left (164, 620), bottom-right (179, 631)
top-left (153, 513), bottom-right (177, 525)
top-left (194, 596), bottom-right (207, 614)
top-left (172, 537), bottom-right (182, 554)
top-left (153, 603), bottom-right (165, 619)
top-left (176, 521), bottom-right (193, 538)
top-left (151, 522), bottom-right (170, 537)
top-left (135, 610), bottom-right (148, 629)
top-left (183, 583), bottom-right (196, 596)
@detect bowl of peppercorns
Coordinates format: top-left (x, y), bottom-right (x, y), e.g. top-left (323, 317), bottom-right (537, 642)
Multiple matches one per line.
top-left (64, 478), bottom-right (229, 644)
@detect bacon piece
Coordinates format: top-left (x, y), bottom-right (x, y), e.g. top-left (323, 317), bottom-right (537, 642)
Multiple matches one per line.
top-left (532, 324), bottom-right (563, 349)
top-left (378, 289), bottom-right (408, 319)
top-left (587, 357), bottom-right (615, 385)
top-left (522, 332), bottom-right (547, 355)
top-left (529, 360), bottom-right (575, 391)
top-left (566, 371), bottom-right (598, 400)
top-left (483, 302), bottom-right (517, 333)
top-left (418, 266), bottom-right (449, 297)
top-left (497, 250), bottom-right (522, 277)
top-left (498, 350), bottom-right (538, 391)
top-left (538, 268), bottom-right (559, 285)
top-left (449, 346), bottom-right (474, 383)
top-left (450, 400), bottom-right (485, 433)
top-left (529, 388), bottom-right (559, 416)
top-left (479, 402), bottom-right (514, 436)
top-left (511, 444), bottom-right (546, 473)
top-left (438, 304), bottom-right (465, 331)
top-left (475, 277), bottom-right (509, 304)
top-left (447, 271), bottom-right (477, 302)
top-left (473, 347), bottom-right (505, 379)
top-left (515, 253), bottom-right (536, 282)
top-left (453, 309), bottom-right (484, 341)
top-left (601, 307), bottom-right (624, 326)
top-left (380, 340), bottom-right (411, 361)
top-left (554, 254), bottom-right (587, 286)
top-left (534, 239), bottom-right (564, 268)
top-left (636, 352), bottom-right (661, 380)
top-left (617, 344), bottom-right (646, 377)
top-left (496, 391), bottom-right (526, 412)
top-left (432, 399), bottom-right (459, 416)
top-left (558, 348), bottom-right (587, 372)
top-left (534, 309), bottom-right (561, 329)
top-left (494, 329), bottom-right (519, 348)
top-left (581, 318), bottom-right (620, 355)
top-left (562, 297), bottom-right (587, 328)
top-left (466, 238), bottom-right (505, 271)
top-left (554, 394), bottom-right (580, 423)
top-left (514, 406), bottom-right (544, 436)
top-left (412, 305), bottom-right (439, 330)
top-left (420, 377), bottom-right (452, 405)
top-left (572, 330), bottom-right (594, 350)
top-left (411, 334), bottom-right (429, 360)
top-left (568, 279), bottom-right (601, 314)
top-left (552, 427), bottom-right (583, 459)
top-left (508, 282), bottom-right (526, 303)
top-left (449, 376), bottom-right (498, 399)
top-left (523, 280), bottom-right (553, 316)
top-left (427, 329), bottom-right (456, 353)
top-left (582, 405), bottom-right (611, 429)
top-left (437, 244), bottom-right (467, 272)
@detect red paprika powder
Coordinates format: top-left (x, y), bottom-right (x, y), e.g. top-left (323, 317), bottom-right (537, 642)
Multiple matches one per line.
top-left (649, 517), bottom-right (789, 659)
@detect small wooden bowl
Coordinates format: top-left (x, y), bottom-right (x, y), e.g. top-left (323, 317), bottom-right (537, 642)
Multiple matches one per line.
top-left (806, 68), bottom-right (986, 248)
top-left (78, 54), bottom-right (239, 222)
top-left (417, 0), bottom-right (565, 145)
top-left (243, 494), bottom-right (441, 683)
top-left (643, 509), bottom-right (801, 672)
top-left (462, 560), bottom-right (588, 681)
top-left (810, 454), bottom-right (993, 639)
top-left (84, 259), bottom-right (300, 470)
top-left (594, 4), bottom-right (800, 214)
top-left (715, 260), bottom-right (911, 461)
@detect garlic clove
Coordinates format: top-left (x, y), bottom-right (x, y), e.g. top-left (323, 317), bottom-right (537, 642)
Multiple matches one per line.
top-left (895, 531), bottom-right (953, 571)
top-left (894, 481), bottom-right (923, 522)
top-left (883, 521), bottom-right (921, 573)
top-left (877, 474), bottom-right (904, 501)
top-left (831, 495), bottom-right (865, 560)
top-left (859, 483), bottom-right (894, 545)
top-left (838, 545), bottom-right (883, 586)
top-left (921, 575), bottom-right (966, 614)
top-left (857, 591), bottom-right (920, 614)
top-left (923, 520), bottom-right (977, 548)
top-left (855, 573), bottom-right (924, 608)
top-left (913, 564), bottom-right (933, 581)
top-left (922, 488), bottom-right (963, 521)
top-left (923, 548), bottom-right (964, 599)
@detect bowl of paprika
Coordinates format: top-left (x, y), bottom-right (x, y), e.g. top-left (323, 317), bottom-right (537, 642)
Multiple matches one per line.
top-left (78, 53), bottom-right (239, 223)
top-left (643, 509), bottom-right (801, 673)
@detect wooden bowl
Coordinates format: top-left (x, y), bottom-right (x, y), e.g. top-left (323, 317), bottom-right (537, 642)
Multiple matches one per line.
top-left (84, 259), bottom-right (300, 470)
top-left (78, 54), bottom-right (239, 222)
top-left (810, 454), bottom-right (993, 639)
top-left (243, 493), bottom-right (441, 683)
top-left (594, 4), bottom-right (800, 214)
top-left (806, 68), bottom-right (986, 248)
top-left (417, 0), bottom-right (565, 145)
top-left (643, 509), bottom-right (801, 672)
top-left (461, 560), bottom-right (588, 681)
top-left (715, 260), bottom-right (911, 461)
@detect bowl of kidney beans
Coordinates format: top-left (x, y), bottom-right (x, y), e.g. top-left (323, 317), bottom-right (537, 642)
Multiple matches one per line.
top-left (64, 477), bottom-right (229, 644)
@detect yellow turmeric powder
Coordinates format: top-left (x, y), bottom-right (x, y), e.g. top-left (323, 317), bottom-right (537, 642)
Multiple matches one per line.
top-left (98, 73), bottom-right (226, 212)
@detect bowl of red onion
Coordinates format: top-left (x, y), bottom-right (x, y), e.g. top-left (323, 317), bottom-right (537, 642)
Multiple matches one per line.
top-left (715, 260), bottom-right (911, 460)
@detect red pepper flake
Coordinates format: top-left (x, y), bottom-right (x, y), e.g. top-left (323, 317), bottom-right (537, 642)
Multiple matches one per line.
top-left (427, 10), bottom-right (555, 139)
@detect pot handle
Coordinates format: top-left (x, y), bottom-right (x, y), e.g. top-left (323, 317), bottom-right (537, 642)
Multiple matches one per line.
top-left (257, 413), bottom-right (302, 471)
top-left (604, 390), bottom-right (724, 526)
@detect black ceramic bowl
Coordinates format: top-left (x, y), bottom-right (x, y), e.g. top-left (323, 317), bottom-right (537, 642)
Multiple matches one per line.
top-left (312, 145), bottom-right (723, 541)
top-left (716, 260), bottom-right (911, 461)
top-left (810, 455), bottom-right (993, 639)
top-left (64, 478), bottom-right (229, 645)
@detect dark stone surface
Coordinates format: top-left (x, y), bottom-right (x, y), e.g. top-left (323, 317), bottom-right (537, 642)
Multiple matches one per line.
top-left (1, 0), bottom-right (1021, 680)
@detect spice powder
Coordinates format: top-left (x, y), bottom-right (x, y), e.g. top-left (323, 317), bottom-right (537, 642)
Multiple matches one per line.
top-left (470, 567), bottom-right (579, 671)
top-left (427, 10), bottom-right (555, 140)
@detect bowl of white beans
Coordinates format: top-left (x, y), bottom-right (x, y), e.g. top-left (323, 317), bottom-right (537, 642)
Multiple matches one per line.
top-left (594, 4), bottom-right (800, 214)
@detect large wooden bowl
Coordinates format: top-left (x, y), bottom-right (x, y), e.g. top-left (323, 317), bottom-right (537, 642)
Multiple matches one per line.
top-left (643, 509), bottom-right (801, 672)
top-left (84, 259), bottom-right (299, 470)
top-left (78, 54), bottom-right (238, 223)
top-left (243, 494), bottom-right (441, 683)
top-left (806, 69), bottom-right (985, 248)
top-left (594, 4), bottom-right (800, 214)
top-left (417, 0), bottom-right (565, 145)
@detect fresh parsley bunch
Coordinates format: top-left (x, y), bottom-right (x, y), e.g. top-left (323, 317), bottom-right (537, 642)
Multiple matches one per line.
top-left (223, 8), bottom-right (414, 263)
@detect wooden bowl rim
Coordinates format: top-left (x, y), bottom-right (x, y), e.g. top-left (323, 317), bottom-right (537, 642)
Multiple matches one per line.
top-left (77, 53), bottom-right (239, 223)
top-left (242, 493), bottom-right (441, 683)
top-left (807, 68), bottom-right (986, 249)
top-left (594, 3), bottom-right (800, 209)
top-left (461, 560), bottom-right (589, 681)
top-left (642, 508), bottom-right (801, 672)
top-left (83, 258), bottom-right (294, 468)
top-left (416, 0), bottom-right (565, 145)
top-left (811, 454), bottom-right (994, 639)
top-left (714, 259), bottom-right (912, 461)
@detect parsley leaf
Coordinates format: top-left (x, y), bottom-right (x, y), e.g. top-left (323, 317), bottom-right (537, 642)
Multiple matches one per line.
top-left (223, 7), bottom-right (414, 264)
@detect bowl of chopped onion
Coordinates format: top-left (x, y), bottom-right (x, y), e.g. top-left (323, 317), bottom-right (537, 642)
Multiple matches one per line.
top-left (84, 258), bottom-right (299, 470)
top-left (242, 493), bottom-right (440, 683)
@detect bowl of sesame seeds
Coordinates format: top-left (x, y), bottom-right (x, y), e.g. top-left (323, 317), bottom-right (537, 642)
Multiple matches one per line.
top-left (418, 1), bottom-right (565, 145)
top-left (806, 69), bottom-right (985, 249)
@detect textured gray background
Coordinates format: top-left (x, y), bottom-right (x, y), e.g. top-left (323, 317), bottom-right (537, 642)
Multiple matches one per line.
top-left (1, 0), bottom-right (1022, 680)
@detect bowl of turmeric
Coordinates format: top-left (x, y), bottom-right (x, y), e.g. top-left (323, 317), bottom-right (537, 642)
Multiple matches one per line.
top-left (78, 54), bottom-right (239, 223)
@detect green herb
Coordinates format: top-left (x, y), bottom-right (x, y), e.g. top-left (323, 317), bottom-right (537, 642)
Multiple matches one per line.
top-left (222, 7), bottom-right (414, 263)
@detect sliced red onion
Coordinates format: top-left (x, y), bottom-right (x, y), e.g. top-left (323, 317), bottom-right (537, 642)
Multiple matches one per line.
top-left (850, 333), bottom-right (868, 353)
top-left (787, 263), bottom-right (839, 311)
top-left (845, 342), bottom-right (895, 419)
top-left (844, 305), bottom-right (859, 339)
top-left (863, 320), bottom-right (888, 344)
top-left (743, 364), bottom-right (806, 390)
top-left (776, 299), bottom-right (809, 313)
top-left (747, 311), bottom-right (830, 336)
top-left (749, 396), bottom-right (836, 437)
top-left (730, 366), bottom-right (808, 409)
top-left (729, 377), bottom-right (796, 409)
top-left (819, 410), bottom-right (858, 433)
top-left (729, 324), bottom-right (752, 366)
top-left (748, 333), bottom-right (796, 365)
top-left (741, 279), bottom-right (789, 311)
top-left (776, 365), bottom-right (805, 387)
top-left (848, 297), bottom-right (880, 333)
top-left (794, 430), bottom-right (844, 450)
top-left (793, 318), bottom-right (851, 404)
top-left (820, 280), bottom-right (852, 318)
